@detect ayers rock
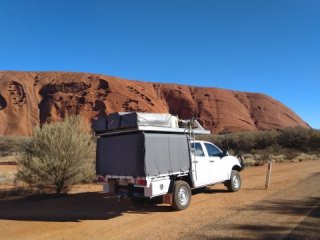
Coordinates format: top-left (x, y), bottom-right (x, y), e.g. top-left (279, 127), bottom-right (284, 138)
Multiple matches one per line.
top-left (0, 71), bottom-right (310, 136)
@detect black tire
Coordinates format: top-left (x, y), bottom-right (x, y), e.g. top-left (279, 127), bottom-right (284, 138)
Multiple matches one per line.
top-left (226, 170), bottom-right (241, 192)
top-left (172, 181), bottom-right (191, 211)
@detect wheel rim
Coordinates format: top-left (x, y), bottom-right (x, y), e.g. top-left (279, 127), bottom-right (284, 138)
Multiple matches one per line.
top-left (232, 175), bottom-right (240, 189)
top-left (178, 187), bottom-right (189, 206)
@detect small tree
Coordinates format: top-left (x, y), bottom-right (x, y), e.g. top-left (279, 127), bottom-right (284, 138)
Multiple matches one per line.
top-left (16, 116), bottom-right (95, 194)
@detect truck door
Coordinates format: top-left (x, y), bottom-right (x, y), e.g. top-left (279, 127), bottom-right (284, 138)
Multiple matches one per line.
top-left (191, 142), bottom-right (210, 187)
top-left (204, 143), bottom-right (228, 183)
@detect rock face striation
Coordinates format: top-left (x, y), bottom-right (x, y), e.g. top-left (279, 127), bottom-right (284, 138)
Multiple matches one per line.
top-left (0, 71), bottom-right (310, 136)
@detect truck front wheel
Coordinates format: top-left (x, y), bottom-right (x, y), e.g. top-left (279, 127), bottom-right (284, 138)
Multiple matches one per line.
top-left (226, 170), bottom-right (241, 192)
top-left (172, 181), bottom-right (191, 211)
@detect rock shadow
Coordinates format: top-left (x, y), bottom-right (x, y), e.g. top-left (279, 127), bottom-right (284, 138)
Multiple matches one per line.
top-left (0, 94), bottom-right (7, 110)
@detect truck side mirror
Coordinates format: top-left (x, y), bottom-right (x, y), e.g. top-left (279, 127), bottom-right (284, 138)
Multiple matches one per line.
top-left (222, 150), bottom-right (229, 157)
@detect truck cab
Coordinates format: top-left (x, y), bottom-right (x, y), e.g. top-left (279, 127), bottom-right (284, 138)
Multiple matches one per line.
top-left (190, 140), bottom-right (243, 188)
top-left (166, 140), bottom-right (244, 211)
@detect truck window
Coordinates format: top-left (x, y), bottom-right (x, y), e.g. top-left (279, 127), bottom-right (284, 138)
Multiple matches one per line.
top-left (204, 143), bottom-right (222, 157)
top-left (191, 142), bottom-right (205, 157)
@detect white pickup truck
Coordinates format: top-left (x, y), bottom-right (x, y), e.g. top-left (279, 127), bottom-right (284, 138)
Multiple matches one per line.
top-left (94, 112), bottom-right (244, 210)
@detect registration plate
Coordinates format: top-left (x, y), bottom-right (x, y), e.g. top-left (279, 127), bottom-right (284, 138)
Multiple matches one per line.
top-left (118, 179), bottom-right (129, 186)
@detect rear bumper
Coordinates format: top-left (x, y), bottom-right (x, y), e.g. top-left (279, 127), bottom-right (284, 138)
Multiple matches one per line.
top-left (100, 177), bottom-right (171, 198)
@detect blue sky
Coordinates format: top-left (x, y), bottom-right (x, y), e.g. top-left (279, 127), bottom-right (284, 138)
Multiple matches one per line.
top-left (0, 0), bottom-right (319, 128)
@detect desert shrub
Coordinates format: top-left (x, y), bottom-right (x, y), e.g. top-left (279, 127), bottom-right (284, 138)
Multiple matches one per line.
top-left (0, 137), bottom-right (16, 157)
top-left (278, 148), bottom-right (302, 160)
top-left (270, 143), bottom-right (282, 155)
top-left (278, 127), bottom-right (311, 151)
top-left (255, 152), bottom-right (270, 166)
top-left (272, 154), bottom-right (286, 163)
top-left (253, 147), bottom-right (275, 166)
top-left (205, 131), bottom-right (261, 154)
top-left (199, 127), bottom-right (319, 161)
top-left (292, 153), bottom-right (317, 162)
top-left (201, 132), bottom-right (260, 154)
top-left (254, 130), bottom-right (278, 149)
top-left (16, 116), bottom-right (95, 194)
top-left (310, 129), bottom-right (320, 150)
top-left (241, 154), bottom-right (256, 166)
top-left (0, 137), bottom-right (30, 157)
top-left (0, 172), bottom-right (15, 185)
top-left (200, 134), bottom-right (238, 153)
top-left (236, 132), bottom-right (257, 152)
top-left (203, 134), bottom-right (228, 150)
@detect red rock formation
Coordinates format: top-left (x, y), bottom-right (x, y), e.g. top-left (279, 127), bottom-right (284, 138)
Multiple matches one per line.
top-left (0, 71), bottom-right (310, 136)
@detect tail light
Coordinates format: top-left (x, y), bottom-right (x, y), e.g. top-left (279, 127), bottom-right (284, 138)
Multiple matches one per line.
top-left (135, 178), bottom-right (147, 186)
top-left (97, 176), bottom-right (106, 183)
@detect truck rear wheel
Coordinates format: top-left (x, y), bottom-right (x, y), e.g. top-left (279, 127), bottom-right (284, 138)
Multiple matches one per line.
top-left (226, 170), bottom-right (241, 192)
top-left (172, 181), bottom-right (191, 211)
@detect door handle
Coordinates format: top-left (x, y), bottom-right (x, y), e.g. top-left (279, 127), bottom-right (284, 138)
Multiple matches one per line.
top-left (193, 161), bottom-right (198, 163)
top-left (209, 160), bottom-right (214, 163)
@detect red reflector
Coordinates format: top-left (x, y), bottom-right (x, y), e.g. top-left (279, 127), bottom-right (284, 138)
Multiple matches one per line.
top-left (136, 179), bottom-right (147, 186)
top-left (97, 176), bottom-right (106, 183)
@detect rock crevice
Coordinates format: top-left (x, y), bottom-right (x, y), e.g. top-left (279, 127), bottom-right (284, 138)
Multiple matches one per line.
top-left (0, 94), bottom-right (7, 110)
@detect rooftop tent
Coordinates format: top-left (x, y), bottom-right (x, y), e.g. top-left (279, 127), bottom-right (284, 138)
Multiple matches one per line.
top-left (92, 112), bottom-right (179, 132)
top-left (96, 132), bottom-right (191, 177)
top-left (107, 112), bottom-right (130, 130)
top-left (93, 112), bottom-right (211, 135)
top-left (91, 116), bottom-right (107, 132)
top-left (120, 112), bottom-right (178, 129)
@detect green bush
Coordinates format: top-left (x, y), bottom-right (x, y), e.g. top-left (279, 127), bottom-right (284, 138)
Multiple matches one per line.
top-left (16, 116), bottom-right (95, 194)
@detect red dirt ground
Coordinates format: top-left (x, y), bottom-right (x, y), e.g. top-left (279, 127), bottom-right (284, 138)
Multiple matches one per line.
top-left (0, 160), bottom-right (319, 240)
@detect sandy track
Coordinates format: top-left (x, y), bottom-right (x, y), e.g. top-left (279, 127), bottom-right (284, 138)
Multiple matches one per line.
top-left (0, 160), bottom-right (319, 240)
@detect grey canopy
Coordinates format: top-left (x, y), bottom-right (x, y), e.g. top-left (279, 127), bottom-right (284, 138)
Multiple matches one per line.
top-left (96, 132), bottom-right (191, 177)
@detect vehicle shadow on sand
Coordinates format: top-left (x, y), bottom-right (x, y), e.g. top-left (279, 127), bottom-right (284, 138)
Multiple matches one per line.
top-left (0, 191), bottom-right (172, 222)
top-left (0, 186), bottom-right (234, 222)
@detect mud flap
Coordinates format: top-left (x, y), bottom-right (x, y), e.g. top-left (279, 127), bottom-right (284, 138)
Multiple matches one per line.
top-left (163, 193), bottom-right (173, 204)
